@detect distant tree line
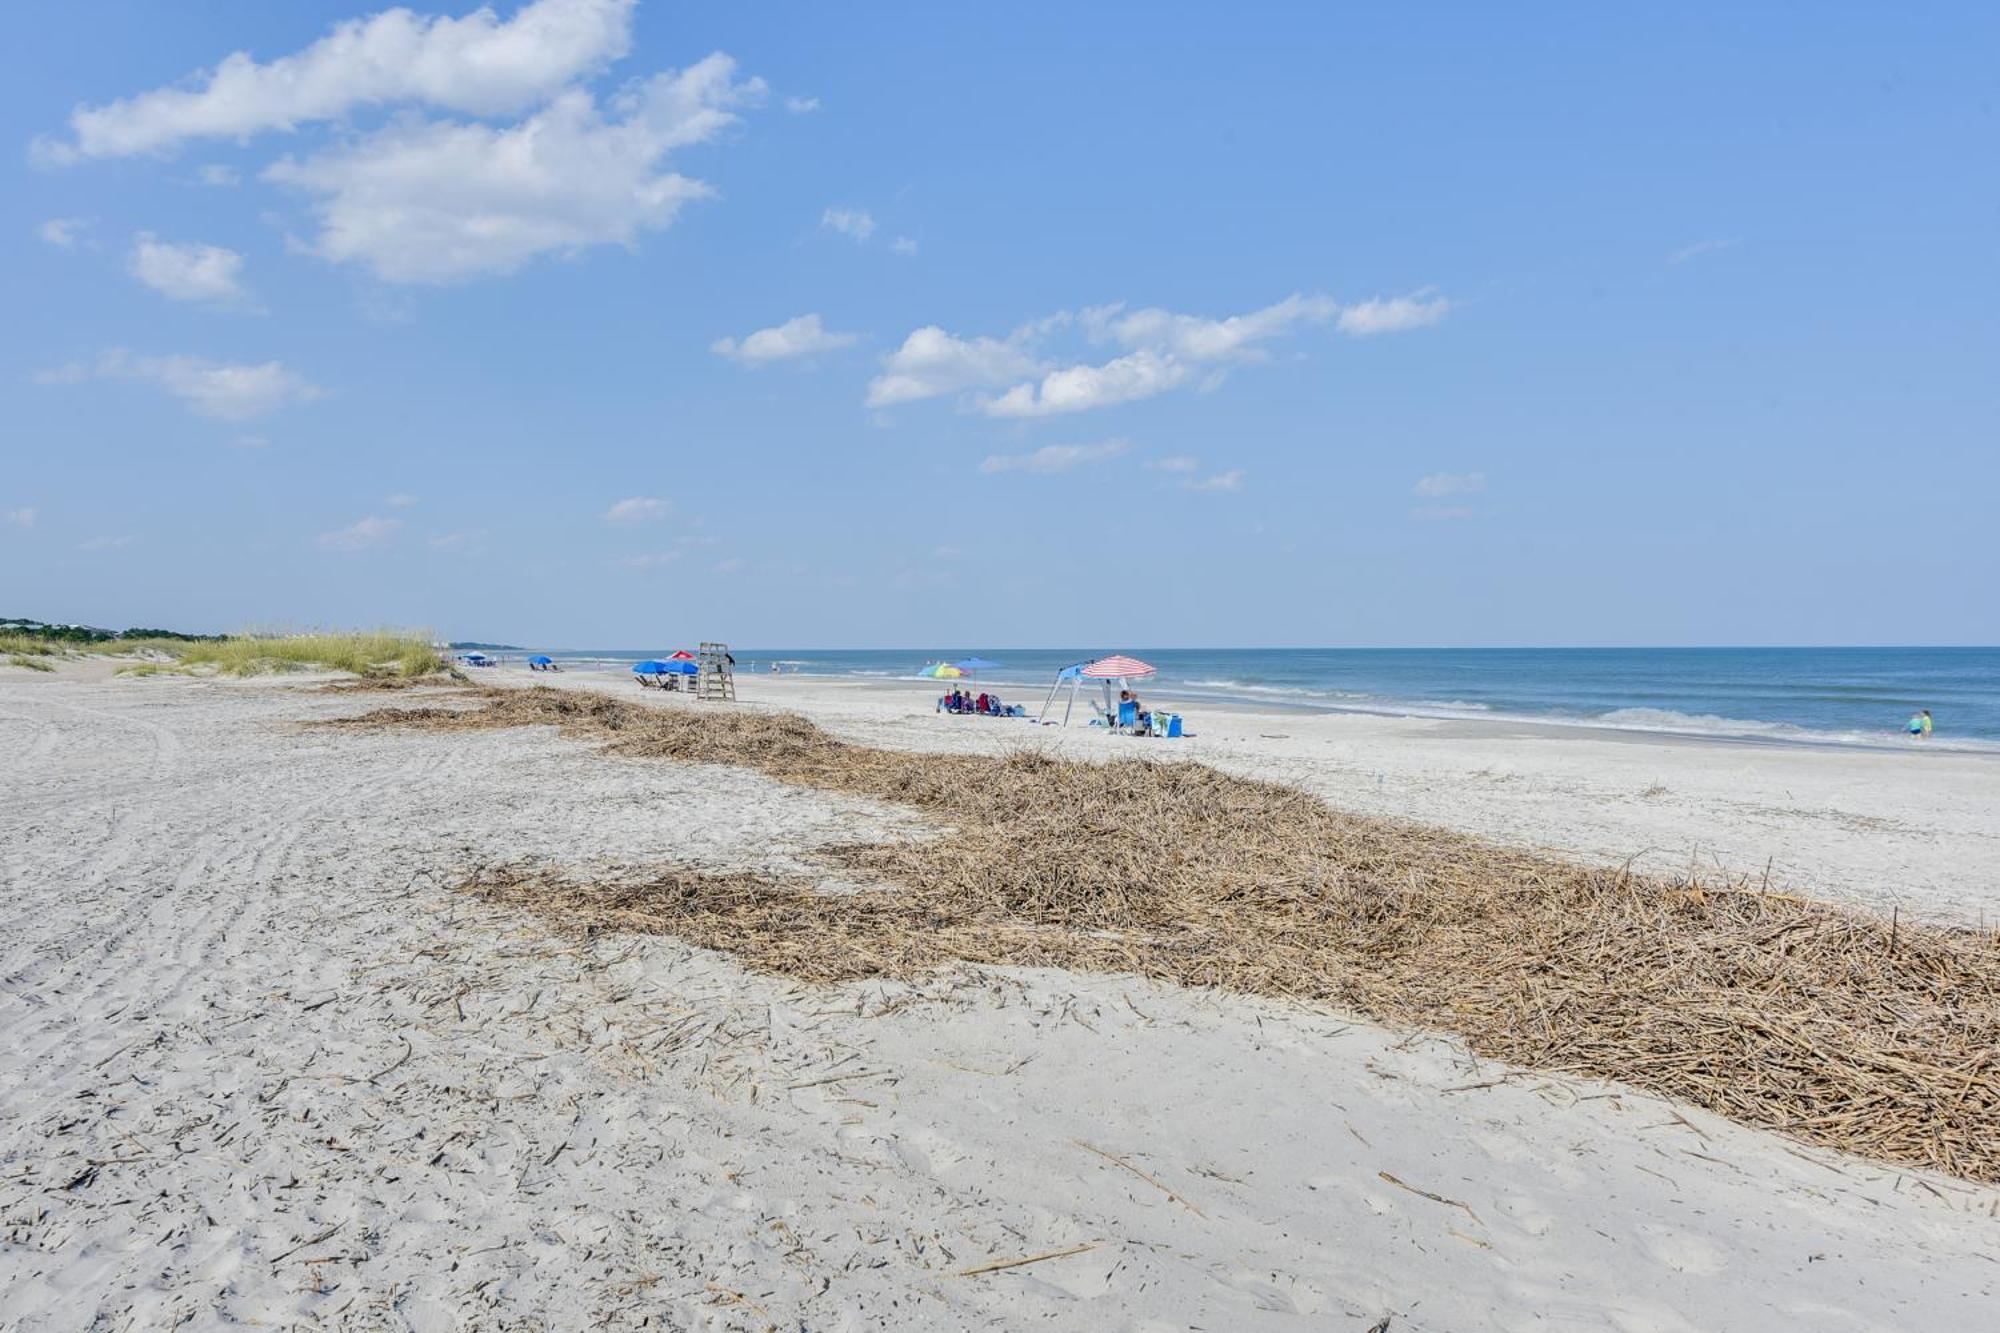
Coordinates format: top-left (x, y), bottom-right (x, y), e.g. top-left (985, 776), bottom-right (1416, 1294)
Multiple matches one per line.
top-left (1, 618), bottom-right (225, 644)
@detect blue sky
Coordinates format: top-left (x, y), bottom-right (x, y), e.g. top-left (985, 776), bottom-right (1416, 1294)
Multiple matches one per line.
top-left (4, 0), bottom-right (1995, 647)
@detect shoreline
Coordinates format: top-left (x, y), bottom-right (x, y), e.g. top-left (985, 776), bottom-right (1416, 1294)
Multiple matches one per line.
top-left (526, 660), bottom-right (2000, 757)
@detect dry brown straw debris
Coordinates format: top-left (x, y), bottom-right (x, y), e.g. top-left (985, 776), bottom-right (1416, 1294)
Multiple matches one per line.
top-left (326, 687), bottom-right (2000, 1183)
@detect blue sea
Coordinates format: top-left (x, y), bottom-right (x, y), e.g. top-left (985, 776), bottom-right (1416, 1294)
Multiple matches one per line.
top-left (528, 646), bottom-right (2000, 752)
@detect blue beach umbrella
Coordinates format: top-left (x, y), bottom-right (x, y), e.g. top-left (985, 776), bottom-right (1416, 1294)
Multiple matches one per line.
top-left (632, 660), bottom-right (669, 675)
top-left (527, 654), bottom-right (553, 666)
top-left (953, 657), bottom-right (1002, 674)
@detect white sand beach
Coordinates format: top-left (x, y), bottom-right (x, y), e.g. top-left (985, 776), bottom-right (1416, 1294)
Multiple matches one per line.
top-left (4, 662), bottom-right (1998, 1330)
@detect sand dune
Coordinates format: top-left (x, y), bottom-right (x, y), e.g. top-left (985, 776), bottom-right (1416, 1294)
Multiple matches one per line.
top-left (2, 666), bottom-right (1996, 1329)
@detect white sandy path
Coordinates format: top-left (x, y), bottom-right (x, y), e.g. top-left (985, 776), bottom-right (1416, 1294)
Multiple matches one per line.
top-left (1, 670), bottom-right (1996, 1331)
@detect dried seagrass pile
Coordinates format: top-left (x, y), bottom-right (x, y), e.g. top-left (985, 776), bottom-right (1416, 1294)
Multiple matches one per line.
top-left (325, 686), bottom-right (2000, 1182)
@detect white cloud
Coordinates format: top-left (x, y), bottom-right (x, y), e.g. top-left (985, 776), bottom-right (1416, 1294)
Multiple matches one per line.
top-left (45, 351), bottom-right (322, 420)
top-left (429, 529), bottom-right (485, 551)
top-left (78, 535), bottom-right (137, 551)
top-left (866, 324), bottom-right (1046, 407)
top-left (785, 96), bottom-right (819, 114)
top-left (2, 507), bottom-right (36, 529)
top-left (385, 492), bottom-right (420, 508)
top-left (39, 218), bottom-right (85, 248)
top-left (1085, 293), bottom-right (1335, 362)
top-left (1336, 290), bottom-right (1450, 336)
top-left (128, 233), bottom-right (252, 306)
top-left (979, 438), bottom-right (1130, 475)
top-left (45, 0), bottom-right (637, 162)
top-left (892, 236), bottom-right (918, 256)
top-left (984, 348), bottom-right (1190, 418)
top-left (875, 290), bottom-right (1445, 418)
top-left (264, 54), bottom-right (762, 283)
top-left (711, 313), bottom-right (858, 365)
top-left (316, 515), bottom-right (401, 550)
top-left (1668, 237), bottom-right (1737, 265)
top-left (603, 495), bottom-right (670, 524)
top-left (821, 207), bottom-right (875, 242)
top-left (197, 164), bottom-right (240, 187)
top-left (1413, 471), bottom-right (1484, 497)
top-left (615, 551), bottom-right (679, 569)
top-left (118, 353), bottom-right (319, 420)
top-left (1146, 455), bottom-right (1199, 473)
top-left (1183, 469), bottom-right (1244, 493)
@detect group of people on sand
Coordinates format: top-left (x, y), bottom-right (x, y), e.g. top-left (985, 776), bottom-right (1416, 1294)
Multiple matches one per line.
top-left (940, 688), bottom-right (1017, 717)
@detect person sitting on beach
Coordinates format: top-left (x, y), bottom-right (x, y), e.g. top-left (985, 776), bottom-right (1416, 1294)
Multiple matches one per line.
top-left (975, 692), bottom-right (990, 714)
top-left (1123, 689), bottom-right (1153, 732)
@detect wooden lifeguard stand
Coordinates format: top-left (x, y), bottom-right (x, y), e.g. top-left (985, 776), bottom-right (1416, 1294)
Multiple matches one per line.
top-left (696, 642), bottom-right (736, 701)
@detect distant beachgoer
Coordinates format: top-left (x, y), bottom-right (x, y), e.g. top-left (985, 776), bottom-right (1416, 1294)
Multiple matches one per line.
top-left (1908, 709), bottom-right (1933, 738)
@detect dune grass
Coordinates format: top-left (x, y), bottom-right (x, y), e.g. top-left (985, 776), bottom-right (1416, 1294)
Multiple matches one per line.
top-left (0, 627), bottom-right (446, 678)
top-left (147, 630), bottom-right (446, 678)
top-left (328, 686), bottom-right (2000, 1184)
top-left (6, 653), bottom-right (55, 672)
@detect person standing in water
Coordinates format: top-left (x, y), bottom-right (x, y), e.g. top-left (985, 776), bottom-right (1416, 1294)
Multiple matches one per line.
top-left (1907, 709), bottom-right (1933, 739)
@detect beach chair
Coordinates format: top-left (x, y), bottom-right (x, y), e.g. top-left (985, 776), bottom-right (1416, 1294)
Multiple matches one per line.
top-left (1116, 700), bottom-right (1139, 733)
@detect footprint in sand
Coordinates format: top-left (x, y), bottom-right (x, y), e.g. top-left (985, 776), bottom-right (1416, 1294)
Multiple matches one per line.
top-left (1205, 1266), bottom-right (1331, 1315)
top-left (1635, 1226), bottom-right (1729, 1276)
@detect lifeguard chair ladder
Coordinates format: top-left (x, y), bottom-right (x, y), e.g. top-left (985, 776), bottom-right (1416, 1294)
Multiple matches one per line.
top-left (696, 642), bottom-right (736, 701)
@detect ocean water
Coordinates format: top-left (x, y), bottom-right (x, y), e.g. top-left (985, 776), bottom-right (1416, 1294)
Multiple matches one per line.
top-left (532, 646), bottom-right (2000, 751)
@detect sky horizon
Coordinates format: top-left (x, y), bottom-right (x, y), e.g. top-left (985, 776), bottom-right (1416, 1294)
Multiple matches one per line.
top-left (5, 1), bottom-right (1996, 648)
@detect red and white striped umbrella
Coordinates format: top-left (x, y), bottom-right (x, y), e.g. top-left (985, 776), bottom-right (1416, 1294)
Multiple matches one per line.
top-left (1079, 654), bottom-right (1156, 679)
